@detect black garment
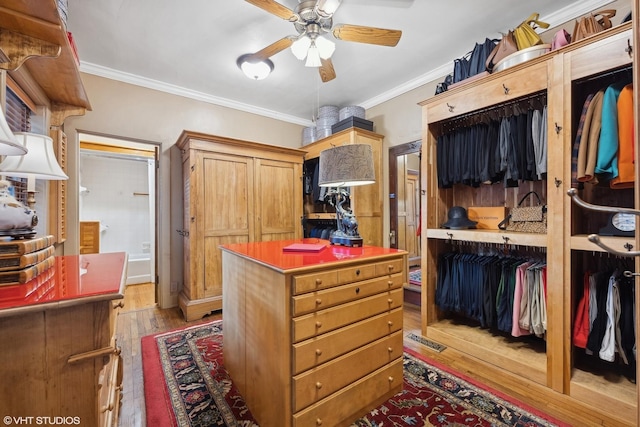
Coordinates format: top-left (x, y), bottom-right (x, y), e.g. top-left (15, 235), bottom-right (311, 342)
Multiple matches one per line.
top-left (586, 270), bottom-right (613, 354)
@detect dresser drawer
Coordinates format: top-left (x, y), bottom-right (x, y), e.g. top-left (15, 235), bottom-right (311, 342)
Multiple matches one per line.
top-left (292, 288), bottom-right (403, 342)
top-left (293, 358), bottom-right (403, 427)
top-left (336, 263), bottom-right (377, 283)
top-left (293, 270), bottom-right (339, 295)
top-left (293, 308), bottom-right (403, 374)
top-left (292, 272), bottom-right (404, 316)
top-left (375, 258), bottom-right (404, 276)
top-left (98, 352), bottom-right (123, 427)
top-left (293, 330), bottom-right (402, 412)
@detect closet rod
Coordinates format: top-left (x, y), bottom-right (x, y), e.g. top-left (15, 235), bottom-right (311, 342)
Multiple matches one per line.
top-left (574, 64), bottom-right (632, 85)
top-left (439, 90), bottom-right (547, 133)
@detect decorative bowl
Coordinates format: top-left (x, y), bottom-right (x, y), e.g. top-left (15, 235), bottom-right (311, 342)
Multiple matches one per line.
top-left (493, 44), bottom-right (551, 73)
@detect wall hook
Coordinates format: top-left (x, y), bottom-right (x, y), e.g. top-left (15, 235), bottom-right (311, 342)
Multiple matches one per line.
top-left (589, 235), bottom-right (640, 257)
top-left (502, 84), bottom-right (510, 95)
top-left (626, 39), bottom-right (633, 57)
top-left (555, 122), bottom-right (562, 134)
top-left (446, 103), bottom-right (455, 112)
top-left (554, 177), bottom-right (562, 187)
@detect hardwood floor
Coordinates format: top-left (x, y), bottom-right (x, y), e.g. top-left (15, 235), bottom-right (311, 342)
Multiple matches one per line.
top-left (115, 282), bottom-right (421, 427)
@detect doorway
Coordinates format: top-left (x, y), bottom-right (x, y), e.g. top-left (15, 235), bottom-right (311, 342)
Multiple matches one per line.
top-left (78, 132), bottom-right (159, 298)
top-left (389, 140), bottom-right (421, 268)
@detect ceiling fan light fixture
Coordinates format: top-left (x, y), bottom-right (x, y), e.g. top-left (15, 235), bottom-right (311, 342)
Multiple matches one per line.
top-left (316, 0), bottom-right (341, 17)
top-left (315, 35), bottom-right (335, 59)
top-left (305, 43), bottom-right (322, 67)
top-left (237, 54), bottom-right (274, 80)
top-left (291, 35), bottom-right (312, 60)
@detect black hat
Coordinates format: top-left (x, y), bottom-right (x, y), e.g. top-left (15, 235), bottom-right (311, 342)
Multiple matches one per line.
top-left (442, 206), bottom-right (477, 230)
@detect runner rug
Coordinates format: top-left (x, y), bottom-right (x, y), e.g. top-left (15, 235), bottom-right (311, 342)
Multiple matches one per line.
top-left (141, 320), bottom-right (566, 427)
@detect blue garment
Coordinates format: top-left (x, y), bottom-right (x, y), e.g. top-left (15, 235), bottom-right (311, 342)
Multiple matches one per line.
top-left (595, 83), bottom-right (624, 180)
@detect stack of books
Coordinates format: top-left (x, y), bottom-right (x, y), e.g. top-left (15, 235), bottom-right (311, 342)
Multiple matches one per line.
top-left (0, 235), bottom-right (56, 286)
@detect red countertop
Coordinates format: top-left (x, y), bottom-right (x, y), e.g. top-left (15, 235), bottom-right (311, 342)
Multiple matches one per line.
top-left (0, 252), bottom-right (126, 314)
top-left (219, 239), bottom-right (405, 272)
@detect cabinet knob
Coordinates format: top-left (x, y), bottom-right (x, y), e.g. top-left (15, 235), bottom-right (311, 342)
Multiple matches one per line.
top-left (388, 347), bottom-right (393, 353)
top-left (316, 321), bottom-right (322, 328)
top-left (388, 376), bottom-right (395, 383)
top-left (355, 287), bottom-right (360, 294)
top-left (355, 269), bottom-right (361, 275)
top-left (388, 321), bottom-right (393, 327)
top-left (316, 382), bottom-right (322, 389)
top-left (387, 280), bottom-right (393, 287)
top-left (387, 265), bottom-right (394, 272)
top-left (387, 298), bottom-right (393, 304)
top-left (315, 278), bottom-right (322, 285)
top-left (316, 348), bottom-right (322, 356)
top-left (315, 298), bottom-right (322, 306)
top-left (316, 419), bottom-right (323, 426)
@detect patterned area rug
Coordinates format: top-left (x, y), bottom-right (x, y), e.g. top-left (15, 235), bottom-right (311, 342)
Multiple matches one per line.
top-left (141, 320), bottom-right (566, 427)
top-left (409, 269), bottom-right (421, 286)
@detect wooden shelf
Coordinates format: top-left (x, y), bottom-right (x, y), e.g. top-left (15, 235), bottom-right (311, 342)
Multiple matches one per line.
top-left (426, 228), bottom-right (547, 248)
top-left (571, 234), bottom-right (636, 253)
top-left (424, 318), bottom-right (547, 385)
top-left (0, 0), bottom-right (91, 110)
top-left (571, 368), bottom-right (636, 423)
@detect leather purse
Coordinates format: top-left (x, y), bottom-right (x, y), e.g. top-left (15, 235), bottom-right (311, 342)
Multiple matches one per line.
top-left (485, 31), bottom-right (518, 72)
top-left (572, 9), bottom-right (616, 42)
top-left (498, 191), bottom-right (547, 234)
top-left (514, 13), bottom-right (550, 50)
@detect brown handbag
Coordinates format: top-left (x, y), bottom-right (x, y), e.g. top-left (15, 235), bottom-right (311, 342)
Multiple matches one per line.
top-left (485, 30), bottom-right (518, 72)
top-left (572, 9), bottom-right (616, 42)
top-left (498, 191), bottom-right (547, 234)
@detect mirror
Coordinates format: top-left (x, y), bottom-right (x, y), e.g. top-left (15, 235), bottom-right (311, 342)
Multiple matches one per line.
top-left (389, 140), bottom-right (421, 268)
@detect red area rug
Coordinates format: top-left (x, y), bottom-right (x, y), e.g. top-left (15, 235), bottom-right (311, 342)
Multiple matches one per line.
top-left (142, 320), bottom-right (568, 426)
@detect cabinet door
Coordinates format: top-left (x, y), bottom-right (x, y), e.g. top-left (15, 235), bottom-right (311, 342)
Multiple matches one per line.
top-left (254, 158), bottom-right (302, 241)
top-left (195, 151), bottom-right (253, 299)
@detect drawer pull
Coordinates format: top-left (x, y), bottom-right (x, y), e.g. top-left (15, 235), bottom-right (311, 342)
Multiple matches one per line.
top-left (355, 287), bottom-right (360, 294)
top-left (315, 298), bottom-right (322, 306)
top-left (388, 347), bottom-right (393, 353)
top-left (315, 348), bottom-right (322, 356)
top-left (315, 278), bottom-right (322, 285)
top-left (387, 280), bottom-right (393, 286)
top-left (316, 382), bottom-right (323, 389)
top-left (387, 265), bottom-right (394, 272)
top-left (388, 376), bottom-right (395, 383)
top-left (316, 321), bottom-right (322, 328)
top-left (356, 269), bottom-right (361, 276)
top-left (388, 321), bottom-right (393, 327)
top-left (387, 298), bottom-right (393, 304)
top-left (316, 418), bottom-right (323, 426)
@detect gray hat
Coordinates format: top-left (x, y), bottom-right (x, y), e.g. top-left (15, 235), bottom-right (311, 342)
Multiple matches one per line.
top-left (442, 206), bottom-right (477, 230)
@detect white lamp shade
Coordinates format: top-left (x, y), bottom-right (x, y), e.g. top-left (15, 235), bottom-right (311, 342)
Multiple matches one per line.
top-left (316, 0), bottom-right (341, 16)
top-left (291, 36), bottom-right (311, 60)
top-left (0, 109), bottom-right (27, 156)
top-left (319, 144), bottom-right (375, 187)
top-left (315, 36), bottom-right (335, 59)
top-left (0, 132), bottom-right (68, 180)
top-left (305, 43), bottom-right (322, 67)
top-left (240, 60), bottom-right (272, 80)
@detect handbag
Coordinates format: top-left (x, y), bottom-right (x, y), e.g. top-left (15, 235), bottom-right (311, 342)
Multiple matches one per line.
top-left (514, 13), bottom-right (550, 50)
top-left (485, 31), bottom-right (518, 72)
top-left (551, 29), bottom-right (571, 50)
top-left (572, 9), bottom-right (616, 42)
top-left (498, 191), bottom-right (547, 234)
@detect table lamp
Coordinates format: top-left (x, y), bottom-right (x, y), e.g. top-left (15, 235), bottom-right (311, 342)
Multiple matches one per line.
top-left (0, 107), bottom-right (27, 156)
top-left (318, 143), bottom-right (375, 247)
top-left (0, 132), bottom-right (68, 210)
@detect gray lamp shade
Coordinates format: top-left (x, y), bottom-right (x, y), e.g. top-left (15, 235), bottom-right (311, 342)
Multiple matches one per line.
top-left (318, 144), bottom-right (375, 187)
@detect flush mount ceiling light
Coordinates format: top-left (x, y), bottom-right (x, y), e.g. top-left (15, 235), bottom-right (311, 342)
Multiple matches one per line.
top-left (236, 54), bottom-right (274, 80)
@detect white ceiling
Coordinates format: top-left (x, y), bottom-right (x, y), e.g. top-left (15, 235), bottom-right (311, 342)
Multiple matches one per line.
top-left (66, 0), bottom-right (616, 126)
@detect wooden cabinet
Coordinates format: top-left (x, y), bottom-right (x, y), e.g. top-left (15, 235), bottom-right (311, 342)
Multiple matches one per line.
top-left (0, 253), bottom-right (125, 427)
top-left (220, 240), bottom-right (406, 427)
top-left (175, 131), bottom-right (305, 321)
top-left (302, 128), bottom-right (384, 247)
top-left (419, 21), bottom-right (637, 426)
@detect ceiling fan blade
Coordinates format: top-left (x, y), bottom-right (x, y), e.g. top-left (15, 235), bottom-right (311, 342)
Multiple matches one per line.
top-left (333, 24), bottom-right (402, 47)
top-left (247, 36), bottom-right (295, 62)
top-left (319, 58), bottom-right (336, 83)
top-left (245, 0), bottom-right (297, 21)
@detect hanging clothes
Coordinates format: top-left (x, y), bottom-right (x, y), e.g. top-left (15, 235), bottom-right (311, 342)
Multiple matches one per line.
top-left (594, 83), bottom-right (624, 181)
top-left (610, 83), bottom-right (635, 189)
top-left (576, 89), bottom-right (605, 184)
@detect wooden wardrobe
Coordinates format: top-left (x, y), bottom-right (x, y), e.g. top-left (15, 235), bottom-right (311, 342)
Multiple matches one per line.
top-left (176, 131), bottom-right (305, 321)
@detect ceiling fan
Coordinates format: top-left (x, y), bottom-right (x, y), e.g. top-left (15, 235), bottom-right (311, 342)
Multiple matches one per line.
top-left (244, 0), bottom-right (402, 82)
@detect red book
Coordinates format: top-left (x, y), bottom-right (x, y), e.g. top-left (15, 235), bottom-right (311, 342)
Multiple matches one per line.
top-left (282, 243), bottom-right (327, 253)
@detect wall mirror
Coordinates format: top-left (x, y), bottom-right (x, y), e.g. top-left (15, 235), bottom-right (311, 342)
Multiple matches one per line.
top-left (388, 140), bottom-right (421, 268)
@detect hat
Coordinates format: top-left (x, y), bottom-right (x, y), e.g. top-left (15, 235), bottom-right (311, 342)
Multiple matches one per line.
top-left (441, 206), bottom-right (477, 230)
